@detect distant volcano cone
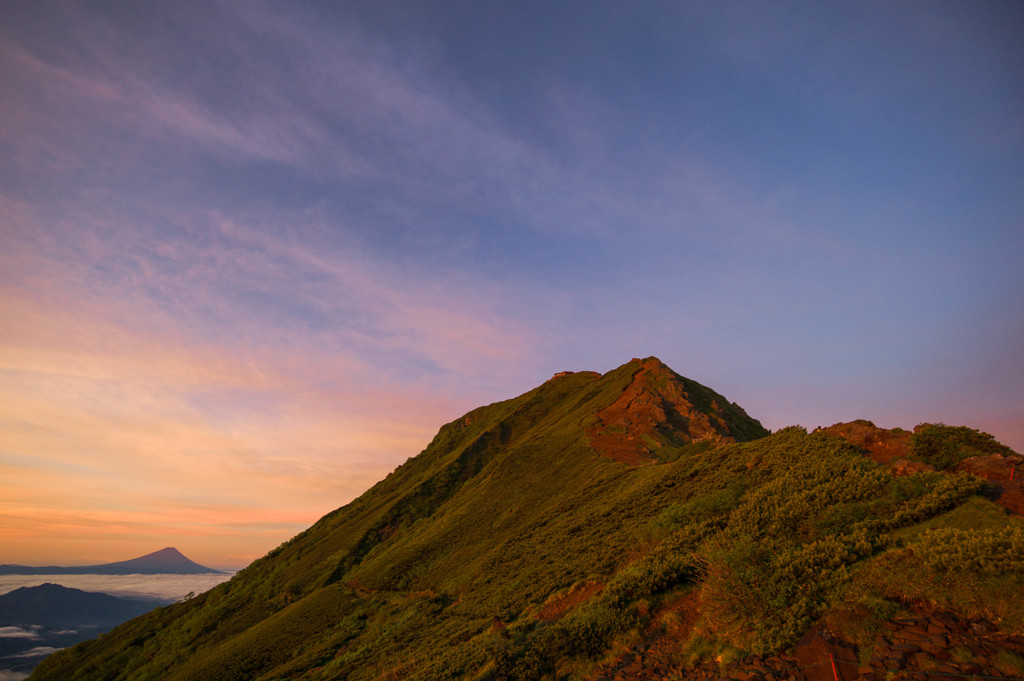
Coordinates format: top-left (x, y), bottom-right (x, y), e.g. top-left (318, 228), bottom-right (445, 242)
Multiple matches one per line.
top-left (0, 547), bottom-right (222, 575)
top-left (92, 547), bottom-right (222, 574)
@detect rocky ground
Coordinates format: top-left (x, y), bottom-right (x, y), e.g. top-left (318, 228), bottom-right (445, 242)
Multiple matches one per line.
top-left (582, 423), bottom-right (1024, 680)
top-left (587, 606), bottom-right (1024, 681)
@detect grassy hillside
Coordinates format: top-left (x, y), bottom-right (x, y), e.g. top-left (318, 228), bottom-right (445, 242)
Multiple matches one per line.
top-left (30, 359), bottom-right (1024, 681)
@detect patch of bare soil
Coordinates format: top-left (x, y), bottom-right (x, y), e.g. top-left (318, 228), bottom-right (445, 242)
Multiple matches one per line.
top-left (536, 581), bottom-right (604, 622)
top-left (342, 580), bottom-right (375, 598)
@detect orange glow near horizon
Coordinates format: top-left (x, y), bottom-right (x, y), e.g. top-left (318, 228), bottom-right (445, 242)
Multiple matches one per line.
top-left (0, 256), bottom-right (521, 569)
top-left (5, 264), bottom-right (1024, 568)
top-left (2, 2), bottom-right (1021, 571)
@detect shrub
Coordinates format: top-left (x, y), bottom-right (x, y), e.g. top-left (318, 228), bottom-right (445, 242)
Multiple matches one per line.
top-left (911, 424), bottom-right (1017, 470)
top-left (851, 526), bottom-right (1024, 632)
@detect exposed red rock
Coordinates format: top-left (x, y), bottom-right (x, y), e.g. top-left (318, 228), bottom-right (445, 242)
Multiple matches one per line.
top-left (955, 453), bottom-right (1023, 484)
top-left (586, 358), bottom-right (738, 465)
top-left (795, 625), bottom-right (859, 681)
top-left (956, 453), bottom-right (1024, 514)
top-left (822, 421), bottom-right (1024, 514)
top-left (818, 420), bottom-right (912, 465)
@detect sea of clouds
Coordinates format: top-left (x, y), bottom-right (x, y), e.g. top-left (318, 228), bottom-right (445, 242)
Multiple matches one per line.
top-left (0, 573), bottom-right (235, 679)
top-left (0, 671), bottom-right (29, 681)
top-left (0, 572), bottom-right (234, 601)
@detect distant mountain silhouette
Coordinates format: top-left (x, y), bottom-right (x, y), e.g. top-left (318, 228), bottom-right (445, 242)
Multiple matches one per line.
top-left (0, 547), bottom-right (222, 575)
top-left (0, 583), bottom-right (167, 629)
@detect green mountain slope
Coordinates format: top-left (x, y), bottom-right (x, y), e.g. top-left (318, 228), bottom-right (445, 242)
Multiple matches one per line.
top-left (30, 358), bottom-right (1024, 681)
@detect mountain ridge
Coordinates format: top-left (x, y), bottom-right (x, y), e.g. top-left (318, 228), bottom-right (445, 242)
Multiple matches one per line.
top-left (0, 583), bottom-right (168, 627)
top-left (29, 357), bottom-right (1024, 681)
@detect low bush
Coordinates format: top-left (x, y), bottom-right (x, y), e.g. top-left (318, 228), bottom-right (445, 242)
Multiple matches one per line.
top-left (911, 424), bottom-right (1017, 470)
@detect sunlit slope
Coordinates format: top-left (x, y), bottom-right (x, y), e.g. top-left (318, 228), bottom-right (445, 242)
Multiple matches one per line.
top-left (30, 358), bottom-right (763, 680)
top-left (30, 358), bottom-right (1024, 681)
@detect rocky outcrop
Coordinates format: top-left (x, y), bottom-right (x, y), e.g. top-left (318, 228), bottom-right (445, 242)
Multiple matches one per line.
top-left (587, 358), bottom-right (767, 465)
top-left (818, 421), bottom-right (912, 465)
top-left (956, 453), bottom-right (1024, 514)
top-left (821, 422), bottom-right (1024, 515)
top-left (955, 453), bottom-right (1023, 484)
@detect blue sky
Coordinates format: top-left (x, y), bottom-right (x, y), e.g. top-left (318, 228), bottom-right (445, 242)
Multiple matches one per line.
top-left (1, 1), bottom-right (1022, 566)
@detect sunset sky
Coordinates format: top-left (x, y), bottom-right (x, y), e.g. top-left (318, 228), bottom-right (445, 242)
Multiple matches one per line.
top-left (2, 1), bottom-right (1022, 569)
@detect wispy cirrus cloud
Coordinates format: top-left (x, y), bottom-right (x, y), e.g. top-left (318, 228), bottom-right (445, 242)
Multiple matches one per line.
top-left (9, 647), bottom-right (63, 658)
top-left (0, 0), bottom-right (746, 255)
top-left (0, 211), bottom-right (537, 565)
top-left (2, 0), bottom-right (1021, 570)
top-left (0, 20), bottom-right (337, 173)
top-left (0, 142), bottom-right (540, 568)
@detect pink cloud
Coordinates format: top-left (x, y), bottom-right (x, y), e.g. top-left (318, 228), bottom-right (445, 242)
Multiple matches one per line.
top-left (0, 195), bottom-right (541, 567)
